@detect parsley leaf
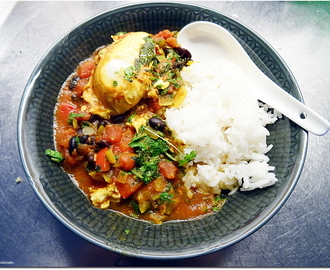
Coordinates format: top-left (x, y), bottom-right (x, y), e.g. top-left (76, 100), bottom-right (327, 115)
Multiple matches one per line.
top-left (68, 112), bottom-right (85, 125)
top-left (123, 66), bottom-right (135, 82)
top-left (45, 149), bottom-right (64, 164)
top-left (129, 127), bottom-right (170, 184)
top-left (115, 31), bottom-right (127, 36)
top-left (139, 36), bottom-right (156, 66)
top-left (159, 192), bottom-right (174, 204)
top-left (178, 150), bottom-right (196, 166)
top-left (131, 156), bottom-right (160, 184)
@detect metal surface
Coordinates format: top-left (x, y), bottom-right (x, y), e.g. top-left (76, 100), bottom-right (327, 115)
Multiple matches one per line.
top-left (0, 1), bottom-right (329, 267)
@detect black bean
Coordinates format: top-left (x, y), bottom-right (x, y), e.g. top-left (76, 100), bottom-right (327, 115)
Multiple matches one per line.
top-left (174, 47), bottom-right (192, 59)
top-left (88, 114), bottom-right (97, 122)
top-left (89, 114), bottom-right (103, 125)
top-left (149, 117), bottom-right (166, 131)
top-left (86, 153), bottom-right (95, 168)
top-left (111, 114), bottom-right (126, 124)
top-left (96, 140), bottom-right (110, 149)
top-left (69, 75), bottom-right (80, 90)
top-left (69, 136), bottom-right (78, 154)
top-left (80, 135), bottom-right (89, 144)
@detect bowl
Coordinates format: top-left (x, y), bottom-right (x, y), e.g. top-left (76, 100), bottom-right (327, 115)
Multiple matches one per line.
top-left (17, 2), bottom-right (308, 259)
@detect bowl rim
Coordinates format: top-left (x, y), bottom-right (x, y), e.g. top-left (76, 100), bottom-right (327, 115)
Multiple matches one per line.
top-left (17, 1), bottom-right (309, 259)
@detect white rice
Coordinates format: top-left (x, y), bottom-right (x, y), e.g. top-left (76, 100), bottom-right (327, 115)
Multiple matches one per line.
top-left (165, 59), bottom-right (279, 195)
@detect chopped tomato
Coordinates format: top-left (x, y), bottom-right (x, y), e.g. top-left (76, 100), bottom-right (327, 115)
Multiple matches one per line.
top-left (118, 152), bottom-right (136, 171)
top-left (95, 147), bottom-right (110, 172)
top-left (77, 60), bottom-right (95, 78)
top-left (166, 37), bottom-right (179, 48)
top-left (118, 127), bottom-right (135, 152)
top-left (154, 29), bottom-right (173, 39)
top-left (74, 111), bottom-right (91, 122)
top-left (74, 78), bottom-right (89, 96)
top-left (57, 102), bottom-right (77, 120)
top-left (158, 160), bottom-right (178, 179)
top-left (116, 175), bottom-right (143, 199)
top-left (146, 98), bottom-right (162, 112)
top-left (102, 124), bottom-right (122, 143)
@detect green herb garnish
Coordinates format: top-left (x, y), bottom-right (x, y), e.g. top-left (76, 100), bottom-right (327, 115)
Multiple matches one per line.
top-left (168, 78), bottom-right (182, 89)
top-left (130, 201), bottom-right (140, 215)
top-left (126, 111), bottom-right (136, 123)
top-left (123, 66), bottom-right (135, 82)
top-left (129, 126), bottom-right (170, 184)
top-left (45, 149), bottom-right (64, 164)
top-left (139, 36), bottom-right (156, 66)
top-left (212, 206), bottom-right (220, 212)
top-left (159, 192), bottom-right (174, 204)
top-left (68, 112), bottom-right (85, 125)
top-left (178, 150), bottom-right (196, 166)
top-left (115, 31), bottom-right (127, 36)
top-left (131, 156), bottom-right (160, 184)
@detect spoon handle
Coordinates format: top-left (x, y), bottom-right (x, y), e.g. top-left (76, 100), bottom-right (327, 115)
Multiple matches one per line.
top-left (249, 67), bottom-right (330, 135)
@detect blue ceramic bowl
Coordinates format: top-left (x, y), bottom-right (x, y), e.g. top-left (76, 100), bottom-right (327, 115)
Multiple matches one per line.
top-left (17, 2), bottom-right (308, 259)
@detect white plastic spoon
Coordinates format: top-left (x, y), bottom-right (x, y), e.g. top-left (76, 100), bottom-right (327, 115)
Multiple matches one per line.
top-left (177, 21), bottom-right (330, 136)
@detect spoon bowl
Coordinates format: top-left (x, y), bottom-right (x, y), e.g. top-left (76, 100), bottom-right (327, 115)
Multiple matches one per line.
top-left (178, 21), bottom-right (330, 136)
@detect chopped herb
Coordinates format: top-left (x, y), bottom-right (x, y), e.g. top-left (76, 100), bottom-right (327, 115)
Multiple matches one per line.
top-left (129, 127), bottom-right (169, 157)
top-left (130, 201), bottom-right (140, 214)
top-left (123, 66), bottom-right (135, 82)
top-left (116, 31), bottom-right (127, 36)
top-left (167, 71), bottom-right (176, 79)
top-left (126, 111), bottom-right (136, 123)
top-left (166, 48), bottom-right (181, 61)
top-left (139, 36), bottom-right (156, 66)
top-left (45, 149), bottom-right (64, 164)
top-left (165, 183), bottom-right (172, 192)
top-left (214, 195), bottom-right (225, 202)
top-left (113, 80), bottom-right (118, 87)
top-left (168, 78), bottom-right (182, 89)
top-left (159, 192), bottom-right (173, 204)
top-left (212, 206), bottom-right (220, 212)
top-left (178, 150), bottom-right (196, 166)
top-left (68, 112), bottom-right (85, 125)
top-left (129, 126), bottom-right (170, 184)
top-left (131, 156), bottom-right (160, 184)
top-left (81, 121), bottom-right (90, 128)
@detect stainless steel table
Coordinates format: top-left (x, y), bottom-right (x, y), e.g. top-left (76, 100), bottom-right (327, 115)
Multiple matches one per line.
top-left (1, 1), bottom-right (329, 267)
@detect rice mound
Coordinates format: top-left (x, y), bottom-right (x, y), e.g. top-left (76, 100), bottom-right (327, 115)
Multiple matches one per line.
top-left (165, 59), bottom-right (279, 195)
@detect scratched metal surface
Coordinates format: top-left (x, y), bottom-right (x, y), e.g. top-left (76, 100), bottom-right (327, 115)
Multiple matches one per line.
top-left (0, 1), bottom-right (329, 267)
